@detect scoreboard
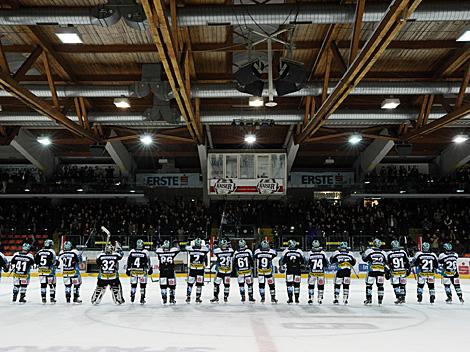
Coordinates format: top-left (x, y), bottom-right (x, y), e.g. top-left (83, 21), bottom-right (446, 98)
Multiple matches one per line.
top-left (208, 152), bottom-right (287, 198)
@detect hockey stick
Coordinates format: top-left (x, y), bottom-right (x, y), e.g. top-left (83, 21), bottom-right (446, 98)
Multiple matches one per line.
top-left (101, 226), bottom-right (111, 249)
top-left (351, 265), bottom-right (360, 279)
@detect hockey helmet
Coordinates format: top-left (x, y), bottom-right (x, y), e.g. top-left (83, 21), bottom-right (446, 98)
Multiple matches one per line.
top-left (443, 243), bottom-right (452, 251)
top-left (104, 244), bottom-right (114, 254)
top-left (260, 240), bottom-right (270, 250)
top-left (22, 242), bottom-right (31, 252)
top-left (193, 238), bottom-right (202, 249)
top-left (63, 241), bottom-right (73, 251)
top-left (288, 239), bottom-right (297, 249)
top-left (422, 242), bottom-right (431, 252)
top-left (219, 238), bottom-right (228, 249)
top-left (339, 242), bottom-right (349, 251)
top-left (391, 240), bottom-right (400, 250)
top-left (162, 240), bottom-right (171, 250)
top-left (44, 239), bottom-right (53, 249)
top-left (373, 238), bottom-right (382, 248)
top-left (136, 239), bottom-right (144, 250)
top-left (312, 240), bottom-right (321, 250)
top-left (239, 239), bottom-right (247, 250)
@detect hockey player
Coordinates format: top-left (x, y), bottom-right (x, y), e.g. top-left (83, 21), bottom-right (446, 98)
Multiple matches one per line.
top-left (233, 239), bottom-right (255, 303)
top-left (10, 243), bottom-right (35, 303)
top-left (254, 240), bottom-right (278, 303)
top-left (35, 239), bottom-right (58, 304)
top-left (126, 239), bottom-right (152, 304)
top-left (280, 240), bottom-right (304, 304)
top-left (59, 241), bottom-right (83, 303)
top-left (0, 250), bottom-right (8, 277)
top-left (438, 243), bottom-right (464, 304)
top-left (386, 240), bottom-right (410, 304)
top-left (211, 238), bottom-right (234, 303)
top-left (411, 242), bottom-right (438, 303)
top-left (362, 238), bottom-right (387, 305)
top-left (185, 238), bottom-right (209, 303)
top-left (330, 242), bottom-right (356, 305)
top-left (306, 240), bottom-right (329, 304)
top-left (91, 242), bottom-right (125, 305)
top-left (155, 240), bottom-right (180, 304)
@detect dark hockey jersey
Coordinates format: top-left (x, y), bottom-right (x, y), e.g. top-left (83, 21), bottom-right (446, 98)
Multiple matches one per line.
top-left (362, 247), bottom-right (387, 273)
top-left (96, 251), bottom-right (123, 280)
top-left (387, 249), bottom-right (410, 275)
top-left (127, 249), bottom-right (151, 275)
top-left (59, 249), bottom-right (82, 277)
top-left (330, 250), bottom-right (356, 271)
top-left (186, 245), bottom-right (209, 270)
top-left (35, 248), bottom-right (58, 276)
top-left (10, 252), bottom-right (35, 276)
top-left (438, 251), bottom-right (459, 277)
top-left (213, 247), bottom-right (234, 274)
top-left (307, 250), bottom-right (329, 274)
top-left (280, 249), bottom-right (304, 275)
top-left (233, 248), bottom-right (253, 275)
top-left (254, 248), bottom-right (277, 276)
top-left (412, 251), bottom-right (438, 275)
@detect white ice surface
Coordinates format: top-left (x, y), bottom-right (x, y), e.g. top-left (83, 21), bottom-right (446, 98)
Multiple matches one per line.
top-left (0, 276), bottom-right (468, 352)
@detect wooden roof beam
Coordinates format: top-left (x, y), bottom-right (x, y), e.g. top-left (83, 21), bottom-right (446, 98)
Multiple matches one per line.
top-left (434, 45), bottom-right (470, 78)
top-left (456, 62), bottom-right (470, 109)
top-left (13, 46), bottom-right (43, 81)
top-left (405, 103), bottom-right (470, 140)
top-left (297, 0), bottom-right (424, 144)
top-left (0, 70), bottom-right (99, 142)
top-left (349, 0), bottom-right (366, 66)
top-left (142, 0), bottom-right (202, 144)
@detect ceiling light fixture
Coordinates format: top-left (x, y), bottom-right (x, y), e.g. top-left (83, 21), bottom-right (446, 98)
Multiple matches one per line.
top-left (244, 134), bottom-right (256, 144)
top-left (249, 96), bottom-right (264, 107)
top-left (381, 98), bottom-right (401, 110)
top-left (55, 27), bottom-right (83, 44)
top-left (453, 134), bottom-right (468, 144)
top-left (114, 97), bottom-right (131, 109)
top-left (37, 136), bottom-right (52, 146)
top-left (140, 134), bottom-right (153, 146)
top-left (348, 134), bottom-right (362, 145)
top-left (457, 30), bottom-right (470, 42)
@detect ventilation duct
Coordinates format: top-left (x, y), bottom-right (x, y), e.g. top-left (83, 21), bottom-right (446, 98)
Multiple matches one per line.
top-left (0, 2), bottom-right (467, 28)
top-left (2, 109), bottom-right (470, 128)
top-left (175, 2), bottom-right (469, 26)
top-left (188, 82), bottom-right (470, 99)
top-left (0, 6), bottom-right (120, 26)
top-left (0, 83), bottom-right (150, 98)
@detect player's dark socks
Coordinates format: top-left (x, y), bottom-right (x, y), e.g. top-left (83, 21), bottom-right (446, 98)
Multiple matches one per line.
top-left (295, 294), bottom-right (299, 304)
top-left (287, 294), bottom-right (293, 304)
top-left (417, 294), bottom-right (422, 302)
top-left (163, 296), bottom-right (168, 304)
top-left (271, 296), bottom-right (278, 304)
top-left (140, 296), bottom-right (146, 305)
top-left (185, 296), bottom-right (191, 303)
top-left (131, 295), bottom-right (135, 303)
top-left (66, 295), bottom-right (71, 303)
top-left (260, 296), bottom-right (265, 303)
top-left (12, 294), bottom-right (18, 302)
top-left (224, 296), bottom-right (228, 303)
top-left (249, 295), bottom-right (255, 303)
top-left (50, 297), bottom-right (56, 304)
top-left (430, 295), bottom-right (435, 304)
top-left (196, 297), bottom-right (202, 304)
top-left (446, 296), bottom-right (452, 304)
top-left (19, 294), bottom-right (26, 304)
top-left (378, 298), bottom-right (383, 305)
top-left (73, 295), bottom-right (82, 304)
top-left (459, 296), bottom-right (464, 303)
top-left (42, 296), bottom-right (47, 304)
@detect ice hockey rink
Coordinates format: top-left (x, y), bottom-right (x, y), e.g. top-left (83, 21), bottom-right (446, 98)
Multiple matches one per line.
top-left (0, 277), bottom-right (468, 352)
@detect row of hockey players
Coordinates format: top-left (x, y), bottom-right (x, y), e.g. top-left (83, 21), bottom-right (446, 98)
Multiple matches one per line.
top-left (0, 237), bottom-right (464, 305)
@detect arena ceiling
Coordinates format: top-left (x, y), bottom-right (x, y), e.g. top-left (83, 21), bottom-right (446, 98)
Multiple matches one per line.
top-left (0, 0), bottom-right (469, 171)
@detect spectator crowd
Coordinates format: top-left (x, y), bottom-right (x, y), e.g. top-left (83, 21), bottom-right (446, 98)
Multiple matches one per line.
top-left (1, 197), bottom-right (469, 254)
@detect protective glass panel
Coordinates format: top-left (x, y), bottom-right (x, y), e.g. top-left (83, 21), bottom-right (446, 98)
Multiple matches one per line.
top-left (225, 155), bottom-right (238, 178)
top-left (209, 154), bottom-right (224, 178)
top-left (257, 155), bottom-right (270, 178)
top-left (271, 154), bottom-right (285, 179)
top-left (240, 154), bottom-right (255, 179)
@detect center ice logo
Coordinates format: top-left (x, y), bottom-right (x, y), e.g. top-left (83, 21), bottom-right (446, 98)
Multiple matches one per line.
top-left (257, 178), bottom-right (280, 194)
top-left (213, 178), bottom-right (236, 194)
